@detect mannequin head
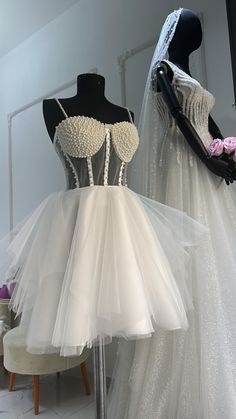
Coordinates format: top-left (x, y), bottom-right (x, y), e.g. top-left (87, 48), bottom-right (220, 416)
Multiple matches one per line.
top-left (168, 9), bottom-right (202, 60)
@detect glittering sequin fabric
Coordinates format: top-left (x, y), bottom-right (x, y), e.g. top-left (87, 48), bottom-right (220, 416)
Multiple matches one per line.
top-left (108, 61), bottom-right (236, 419)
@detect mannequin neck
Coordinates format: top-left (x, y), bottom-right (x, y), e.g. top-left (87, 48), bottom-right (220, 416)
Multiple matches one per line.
top-left (76, 74), bottom-right (106, 103)
top-left (168, 53), bottom-right (191, 75)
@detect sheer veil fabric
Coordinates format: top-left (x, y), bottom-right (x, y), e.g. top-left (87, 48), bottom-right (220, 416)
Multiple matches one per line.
top-left (108, 9), bottom-right (236, 419)
top-left (130, 8), bottom-right (182, 197)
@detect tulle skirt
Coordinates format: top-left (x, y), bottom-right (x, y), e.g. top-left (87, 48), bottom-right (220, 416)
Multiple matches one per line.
top-left (1, 185), bottom-right (205, 356)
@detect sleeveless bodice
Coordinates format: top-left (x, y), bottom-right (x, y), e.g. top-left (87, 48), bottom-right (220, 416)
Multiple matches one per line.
top-left (157, 60), bottom-right (215, 148)
top-left (53, 100), bottom-right (139, 189)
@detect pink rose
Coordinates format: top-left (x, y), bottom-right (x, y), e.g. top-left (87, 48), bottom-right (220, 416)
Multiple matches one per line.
top-left (223, 137), bottom-right (236, 154)
top-left (208, 138), bottom-right (224, 156)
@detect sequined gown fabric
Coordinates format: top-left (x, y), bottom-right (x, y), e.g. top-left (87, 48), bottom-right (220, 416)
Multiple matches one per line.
top-left (3, 98), bottom-right (205, 357)
top-left (108, 61), bottom-right (236, 419)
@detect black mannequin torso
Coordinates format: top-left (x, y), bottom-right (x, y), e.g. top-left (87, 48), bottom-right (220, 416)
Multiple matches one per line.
top-left (43, 73), bottom-right (135, 189)
top-left (43, 74), bottom-right (134, 141)
top-left (155, 9), bottom-right (234, 183)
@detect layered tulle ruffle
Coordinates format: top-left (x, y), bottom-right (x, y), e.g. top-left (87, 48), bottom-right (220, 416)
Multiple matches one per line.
top-left (2, 186), bottom-right (205, 356)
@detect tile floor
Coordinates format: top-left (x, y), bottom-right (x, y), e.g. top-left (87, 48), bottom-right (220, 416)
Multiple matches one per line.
top-left (0, 366), bottom-right (95, 418)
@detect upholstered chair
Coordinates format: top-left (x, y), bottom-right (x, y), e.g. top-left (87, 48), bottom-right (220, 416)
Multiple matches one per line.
top-left (0, 299), bottom-right (11, 375)
top-left (3, 326), bottom-right (91, 415)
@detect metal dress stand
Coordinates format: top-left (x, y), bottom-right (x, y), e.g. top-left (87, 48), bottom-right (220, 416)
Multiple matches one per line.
top-left (93, 336), bottom-right (107, 419)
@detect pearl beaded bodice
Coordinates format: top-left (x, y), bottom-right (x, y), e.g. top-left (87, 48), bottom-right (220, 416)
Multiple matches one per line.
top-left (53, 99), bottom-right (139, 189)
top-left (158, 60), bottom-right (215, 147)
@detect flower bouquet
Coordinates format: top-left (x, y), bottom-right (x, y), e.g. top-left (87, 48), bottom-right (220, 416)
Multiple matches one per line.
top-left (208, 137), bottom-right (236, 168)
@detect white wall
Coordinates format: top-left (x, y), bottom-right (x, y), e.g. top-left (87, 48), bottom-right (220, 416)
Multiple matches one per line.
top-left (0, 0), bottom-right (234, 373)
top-left (181, 0), bottom-right (235, 133)
top-left (0, 0), bottom-right (234, 235)
top-left (0, 0), bottom-right (172, 235)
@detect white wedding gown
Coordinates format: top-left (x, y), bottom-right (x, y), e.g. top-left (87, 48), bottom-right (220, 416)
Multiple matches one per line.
top-left (108, 61), bottom-right (236, 419)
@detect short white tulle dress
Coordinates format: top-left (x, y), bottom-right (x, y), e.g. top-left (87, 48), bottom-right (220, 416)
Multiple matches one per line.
top-left (1, 99), bottom-right (205, 356)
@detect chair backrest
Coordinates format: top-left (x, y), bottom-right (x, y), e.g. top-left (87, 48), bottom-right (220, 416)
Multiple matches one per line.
top-left (0, 300), bottom-right (11, 326)
top-left (0, 299), bottom-right (11, 356)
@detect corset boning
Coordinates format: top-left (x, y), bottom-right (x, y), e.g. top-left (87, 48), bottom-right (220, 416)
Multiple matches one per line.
top-left (55, 131), bottom-right (127, 189)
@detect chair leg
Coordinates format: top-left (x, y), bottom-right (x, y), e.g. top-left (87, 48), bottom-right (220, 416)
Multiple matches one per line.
top-left (33, 375), bottom-right (40, 415)
top-left (80, 361), bottom-right (91, 395)
top-left (56, 372), bottom-right (60, 379)
top-left (3, 364), bottom-right (8, 376)
top-left (8, 372), bottom-right (15, 391)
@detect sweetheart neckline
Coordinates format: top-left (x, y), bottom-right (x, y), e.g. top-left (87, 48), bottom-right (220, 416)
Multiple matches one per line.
top-left (53, 114), bottom-right (136, 142)
top-left (53, 116), bottom-right (139, 161)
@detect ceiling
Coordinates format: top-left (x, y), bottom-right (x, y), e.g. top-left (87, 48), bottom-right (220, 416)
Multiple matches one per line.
top-left (0, 0), bottom-right (80, 57)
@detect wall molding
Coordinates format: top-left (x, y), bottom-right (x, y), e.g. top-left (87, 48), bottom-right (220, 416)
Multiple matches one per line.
top-left (117, 38), bottom-right (157, 106)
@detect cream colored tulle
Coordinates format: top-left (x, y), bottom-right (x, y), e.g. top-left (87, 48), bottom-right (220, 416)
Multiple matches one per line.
top-left (1, 185), bottom-right (205, 356)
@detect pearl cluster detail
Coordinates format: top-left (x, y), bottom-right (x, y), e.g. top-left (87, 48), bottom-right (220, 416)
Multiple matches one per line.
top-left (123, 164), bottom-right (128, 186)
top-left (118, 161), bottom-right (126, 186)
top-left (54, 114), bottom-right (140, 187)
top-left (56, 116), bottom-right (105, 158)
top-left (55, 116), bottom-right (139, 162)
top-left (112, 122), bottom-right (139, 162)
top-left (87, 157), bottom-right (94, 186)
top-left (104, 128), bottom-right (111, 186)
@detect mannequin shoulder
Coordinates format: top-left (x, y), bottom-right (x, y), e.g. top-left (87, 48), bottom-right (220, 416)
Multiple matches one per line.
top-left (42, 98), bottom-right (58, 118)
top-left (154, 61), bottom-right (174, 92)
top-left (108, 102), bottom-right (135, 123)
top-left (42, 98), bottom-right (65, 140)
top-left (42, 98), bottom-right (67, 124)
top-left (158, 61), bottom-right (174, 82)
top-left (161, 61), bottom-right (174, 81)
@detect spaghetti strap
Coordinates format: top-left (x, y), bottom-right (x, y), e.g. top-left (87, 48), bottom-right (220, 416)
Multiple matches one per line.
top-left (125, 107), bottom-right (133, 123)
top-left (54, 98), bottom-right (68, 118)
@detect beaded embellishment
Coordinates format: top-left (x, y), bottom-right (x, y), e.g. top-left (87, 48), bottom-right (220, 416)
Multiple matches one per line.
top-left (55, 116), bottom-right (139, 163)
top-left (53, 98), bottom-right (138, 187)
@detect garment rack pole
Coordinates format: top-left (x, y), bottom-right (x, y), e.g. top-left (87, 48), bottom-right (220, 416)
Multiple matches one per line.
top-left (93, 336), bottom-right (107, 419)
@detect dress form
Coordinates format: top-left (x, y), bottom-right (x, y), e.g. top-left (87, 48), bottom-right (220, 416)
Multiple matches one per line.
top-left (168, 8), bottom-right (202, 75)
top-left (107, 10), bottom-right (236, 417)
top-left (168, 9), bottom-right (222, 141)
top-left (43, 73), bottom-right (135, 419)
top-left (2, 53), bottom-right (208, 419)
top-left (155, 9), bottom-right (234, 183)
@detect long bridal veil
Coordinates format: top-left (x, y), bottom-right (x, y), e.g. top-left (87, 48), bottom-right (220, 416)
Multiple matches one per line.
top-left (130, 8), bottom-right (182, 197)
